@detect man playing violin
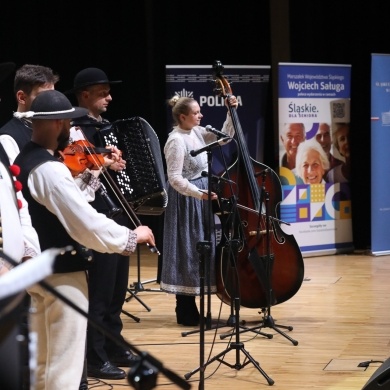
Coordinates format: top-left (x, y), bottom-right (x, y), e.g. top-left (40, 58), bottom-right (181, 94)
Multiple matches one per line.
top-left (14, 89), bottom-right (155, 390)
top-left (65, 67), bottom-right (136, 382)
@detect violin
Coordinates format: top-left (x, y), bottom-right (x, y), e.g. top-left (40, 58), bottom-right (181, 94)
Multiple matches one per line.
top-left (59, 135), bottom-right (161, 255)
top-left (59, 139), bottom-right (113, 176)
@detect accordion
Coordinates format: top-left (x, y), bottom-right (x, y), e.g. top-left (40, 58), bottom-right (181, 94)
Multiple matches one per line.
top-left (97, 117), bottom-right (168, 216)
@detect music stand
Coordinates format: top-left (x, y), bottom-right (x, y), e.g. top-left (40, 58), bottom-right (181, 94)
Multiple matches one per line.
top-left (125, 245), bottom-right (153, 313)
top-left (125, 214), bottom-right (164, 313)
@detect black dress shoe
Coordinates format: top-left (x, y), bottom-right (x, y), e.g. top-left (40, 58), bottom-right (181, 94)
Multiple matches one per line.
top-left (176, 303), bottom-right (200, 326)
top-left (177, 314), bottom-right (207, 327)
top-left (176, 294), bottom-right (201, 326)
top-left (87, 361), bottom-right (126, 379)
top-left (109, 350), bottom-right (139, 367)
top-left (176, 314), bottom-right (200, 326)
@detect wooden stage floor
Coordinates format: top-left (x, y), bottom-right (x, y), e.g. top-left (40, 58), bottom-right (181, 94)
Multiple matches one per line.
top-left (85, 248), bottom-right (390, 390)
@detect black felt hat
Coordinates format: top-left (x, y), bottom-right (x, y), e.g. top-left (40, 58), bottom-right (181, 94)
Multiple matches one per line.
top-left (0, 62), bottom-right (15, 84)
top-left (29, 90), bottom-right (88, 119)
top-left (65, 67), bottom-right (122, 94)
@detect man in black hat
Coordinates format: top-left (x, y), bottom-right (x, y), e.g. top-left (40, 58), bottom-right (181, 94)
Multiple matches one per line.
top-left (15, 89), bottom-right (155, 390)
top-left (67, 67), bottom-right (139, 381)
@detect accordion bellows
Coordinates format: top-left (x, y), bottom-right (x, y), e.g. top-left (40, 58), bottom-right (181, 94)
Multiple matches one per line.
top-left (98, 117), bottom-right (168, 215)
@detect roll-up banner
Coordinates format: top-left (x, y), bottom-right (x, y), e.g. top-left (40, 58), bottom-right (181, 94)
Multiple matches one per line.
top-left (370, 54), bottom-right (390, 255)
top-left (278, 63), bottom-right (353, 256)
top-left (165, 65), bottom-right (270, 174)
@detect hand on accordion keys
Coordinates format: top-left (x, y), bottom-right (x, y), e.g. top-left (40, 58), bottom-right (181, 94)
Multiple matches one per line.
top-left (104, 145), bottom-right (126, 172)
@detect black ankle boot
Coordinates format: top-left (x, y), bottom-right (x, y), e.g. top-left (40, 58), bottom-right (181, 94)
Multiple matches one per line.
top-left (176, 295), bottom-right (199, 326)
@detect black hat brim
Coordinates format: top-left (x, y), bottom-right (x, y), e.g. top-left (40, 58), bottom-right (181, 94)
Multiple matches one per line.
top-left (32, 107), bottom-right (89, 120)
top-left (64, 80), bottom-right (122, 95)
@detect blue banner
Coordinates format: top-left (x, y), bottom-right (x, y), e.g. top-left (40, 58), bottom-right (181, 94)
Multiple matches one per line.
top-left (165, 65), bottom-right (270, 173)
top-left (278, 63), bottom-right (353, 256)
top-left (370, 54), bottom-right (390, 255)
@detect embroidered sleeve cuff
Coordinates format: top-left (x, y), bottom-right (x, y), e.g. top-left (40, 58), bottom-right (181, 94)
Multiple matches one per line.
top-left (121, 230), bottom-right (138, 256)
top-left (24, 246), bottom-right (39, 260)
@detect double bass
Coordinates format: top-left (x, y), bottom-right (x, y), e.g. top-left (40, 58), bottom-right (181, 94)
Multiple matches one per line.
top-left (213, 61), bottom-right (304, 309)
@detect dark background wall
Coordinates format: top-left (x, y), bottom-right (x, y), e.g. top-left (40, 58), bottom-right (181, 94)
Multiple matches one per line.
top-left (0, 0), bottom-right (384, 250)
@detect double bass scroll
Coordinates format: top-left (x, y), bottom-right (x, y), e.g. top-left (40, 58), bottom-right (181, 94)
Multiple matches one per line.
top-left (212, 60), bottom-right (304, 309)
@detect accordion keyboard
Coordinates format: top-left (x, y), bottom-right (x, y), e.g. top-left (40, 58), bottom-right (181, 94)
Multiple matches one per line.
top-left (98, 117), bottom-right (167, 215)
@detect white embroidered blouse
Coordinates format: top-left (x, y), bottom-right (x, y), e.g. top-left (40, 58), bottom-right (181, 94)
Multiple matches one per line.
top-left (164, 115), bottom-right (235, 199)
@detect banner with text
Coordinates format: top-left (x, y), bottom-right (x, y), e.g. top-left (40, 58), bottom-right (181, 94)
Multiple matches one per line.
top-left (165, 65), bottom-right (270, 174)
top-left (370, 54), bottom-right (390, 255)
top-left (278, 62), bottom-right (353, 256)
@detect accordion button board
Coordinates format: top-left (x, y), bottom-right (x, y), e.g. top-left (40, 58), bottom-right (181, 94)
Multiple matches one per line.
top-left (98, 117), bottom-right (168, 216)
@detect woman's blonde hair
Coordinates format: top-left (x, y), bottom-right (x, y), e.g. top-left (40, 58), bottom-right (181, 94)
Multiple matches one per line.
top-left (167, 95), bottom-right (196, 126)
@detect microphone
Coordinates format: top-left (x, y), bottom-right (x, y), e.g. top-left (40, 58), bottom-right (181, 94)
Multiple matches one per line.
top-left (201, 171), bottom-right (236, 185)
top-left (189, 139), bottom-right (228, 157)
top-left (205, 125), bottom-right (231, 139)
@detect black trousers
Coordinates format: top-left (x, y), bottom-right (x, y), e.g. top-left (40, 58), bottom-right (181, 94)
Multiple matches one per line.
top-left (86, 211), bottom-right (131, 365)
top-left (86, 250), bottom-right (130, 364)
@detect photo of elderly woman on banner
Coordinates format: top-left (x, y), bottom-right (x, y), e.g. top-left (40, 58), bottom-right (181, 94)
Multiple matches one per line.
top-left (278, 63), bottom-right (353, 256)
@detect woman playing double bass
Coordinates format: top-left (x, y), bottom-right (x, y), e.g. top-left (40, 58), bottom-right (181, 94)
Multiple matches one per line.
top-left (212, 61), bottom-right (304, 320)
top-left (160, 93), bottom-right (238, 326)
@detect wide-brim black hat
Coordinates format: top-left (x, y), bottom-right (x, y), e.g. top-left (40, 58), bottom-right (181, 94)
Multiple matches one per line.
top-left (64, 67), bottom-right (122, 94)
top-left (0, 62), bottom-right (15, 84)
top-left (29, 90), bottom-right (88, 119)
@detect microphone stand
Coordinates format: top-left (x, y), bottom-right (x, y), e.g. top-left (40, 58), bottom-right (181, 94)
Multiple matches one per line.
top-left (185, 140), bottom-right (274, 388)
top-left (181, 139), bottom-right (238, 340)
top-left (196, 148), bottom-right (214, 390)
top-left (184, 169), bottom-right (275, 387)
top-left (184, 143), bottom-right (229, 388)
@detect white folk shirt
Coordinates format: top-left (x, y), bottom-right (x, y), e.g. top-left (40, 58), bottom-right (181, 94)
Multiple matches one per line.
top-left (0, 161), bottom-right (40, 263)
top-left (164, 115), bottom-right (235, 200)
top-left (27, 159), bottom-right (136, 255)
top-left (0, 133), bottom-right (21, 164)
